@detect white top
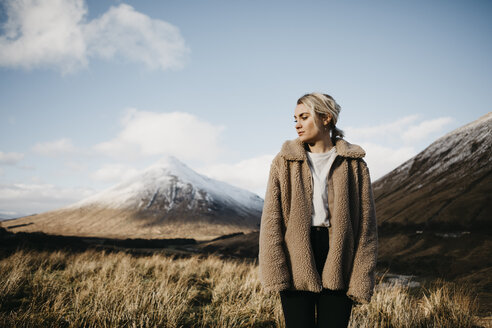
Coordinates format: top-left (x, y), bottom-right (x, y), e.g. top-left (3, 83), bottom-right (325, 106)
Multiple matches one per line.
top-left (306, 146), bottom-right (338, 227)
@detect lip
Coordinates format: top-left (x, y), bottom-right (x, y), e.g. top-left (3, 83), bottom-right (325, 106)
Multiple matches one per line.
top-left (297, 131), bottom-right (305, 136)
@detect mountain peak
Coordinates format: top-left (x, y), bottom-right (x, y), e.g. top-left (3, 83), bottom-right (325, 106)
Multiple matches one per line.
top-left (67, 156), bottom-right (263, 216)
top-left (151, 155), bottom-right (188, 170)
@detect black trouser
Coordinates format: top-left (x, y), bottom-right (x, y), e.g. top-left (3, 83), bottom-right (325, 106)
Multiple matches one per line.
top-left (280, 226), bottom-right (353, 328)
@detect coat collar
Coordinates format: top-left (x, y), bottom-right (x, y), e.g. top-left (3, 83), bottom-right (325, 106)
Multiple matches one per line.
top-left (279, 137), bottom-right (366, 161)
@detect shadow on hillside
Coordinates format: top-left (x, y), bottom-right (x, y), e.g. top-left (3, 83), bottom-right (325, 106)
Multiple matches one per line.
top-left (0, 227), bottom-right (199, 259)
top-left (0, 227), bottom-right (260, 262)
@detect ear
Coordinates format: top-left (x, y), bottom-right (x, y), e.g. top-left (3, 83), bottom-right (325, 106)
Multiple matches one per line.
top-left (322, 114), bottom-right (332, 127)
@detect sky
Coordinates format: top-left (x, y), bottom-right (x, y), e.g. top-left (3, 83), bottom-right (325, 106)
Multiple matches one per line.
top-left (0, 0), bottom-right (491, 218)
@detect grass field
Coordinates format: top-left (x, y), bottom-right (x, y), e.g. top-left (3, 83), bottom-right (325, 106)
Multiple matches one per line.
top-left (0, 248), bottom-right (482, 327)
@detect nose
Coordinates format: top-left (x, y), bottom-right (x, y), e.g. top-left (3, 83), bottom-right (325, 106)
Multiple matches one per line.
top-left (295, 121), bottom-right (302, 129)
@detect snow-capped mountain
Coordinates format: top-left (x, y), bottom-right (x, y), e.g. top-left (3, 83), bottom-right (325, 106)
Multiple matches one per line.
top-left (4, 156), bottom-right (264, 240)
top-left (68, 156), bottom-right (263, 219)
top-left (373, 112), bottom-right (491, 230)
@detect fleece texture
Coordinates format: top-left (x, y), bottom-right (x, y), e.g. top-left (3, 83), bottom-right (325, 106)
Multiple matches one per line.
top-left (258, 137), bottom-right (378, 304)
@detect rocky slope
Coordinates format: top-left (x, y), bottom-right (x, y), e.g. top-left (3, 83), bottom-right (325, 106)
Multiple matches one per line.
top-left (373, 112), bottom-right (491, 231)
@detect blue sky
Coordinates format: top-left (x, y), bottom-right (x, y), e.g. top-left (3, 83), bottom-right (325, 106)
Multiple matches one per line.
top-left (0, 0), bottom-right (491, 218)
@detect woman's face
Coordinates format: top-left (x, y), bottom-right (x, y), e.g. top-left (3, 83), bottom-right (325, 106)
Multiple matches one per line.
top-left (294, 103), bottom-right (323, 143)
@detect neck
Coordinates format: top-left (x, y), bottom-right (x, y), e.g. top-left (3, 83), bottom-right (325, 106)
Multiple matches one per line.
top-left (307, 134), bottom-right (334, 153)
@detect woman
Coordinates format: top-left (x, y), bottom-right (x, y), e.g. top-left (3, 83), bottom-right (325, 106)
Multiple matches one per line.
top-left (258, 93), bottom-right (378, 328)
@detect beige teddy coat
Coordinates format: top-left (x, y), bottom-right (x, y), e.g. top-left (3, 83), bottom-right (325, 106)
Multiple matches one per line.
top-left (258, 137), bottom-right (378, 304)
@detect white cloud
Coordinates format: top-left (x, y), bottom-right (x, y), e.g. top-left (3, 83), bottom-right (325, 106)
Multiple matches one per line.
top-left (64, 161), bottom-right (88, 172)
top-left (344, 115), bottom-right (454, 144)
top-left (0, 0), bottom-right (88, 72)
top-left (344, 115), bottom-right (419, 140)
top-left (343, 115), bottom-right (455, 181)
top-left (0, 151), bottom-right (24, 165)
top-left (32, 138), bottom-right (76, 156)
top-left (90, 163), bottom-right (140, 183)
top-left (0, 0), bottom-right (189, 73)
top-left (401, 117), bottom-right (454, 143)
top-left (197, 154), bottom-right (274, 197)
top-left (356, 142), bottom-right (416, 181)
top-left (0, 182), bottom-right (95, 216)
top-left (94, 109), bottom-right (225, 162)
top-left (84, 4), bottom-right (189, 70)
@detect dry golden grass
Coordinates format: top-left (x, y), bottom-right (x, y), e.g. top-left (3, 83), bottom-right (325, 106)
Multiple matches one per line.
top-left (350, 275), bottom-right (480, 328)
top-left (0, 249), bottom-right (481, 328)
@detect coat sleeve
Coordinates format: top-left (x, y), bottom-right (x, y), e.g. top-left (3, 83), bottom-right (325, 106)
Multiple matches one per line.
top-left (258, 159), bottom-right (291, 292)
top-left (347, 160), bottom-right (378, 304)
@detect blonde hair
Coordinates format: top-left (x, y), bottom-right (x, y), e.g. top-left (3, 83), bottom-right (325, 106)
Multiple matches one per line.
top-left (297, 92), bottom-right (345, 142)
